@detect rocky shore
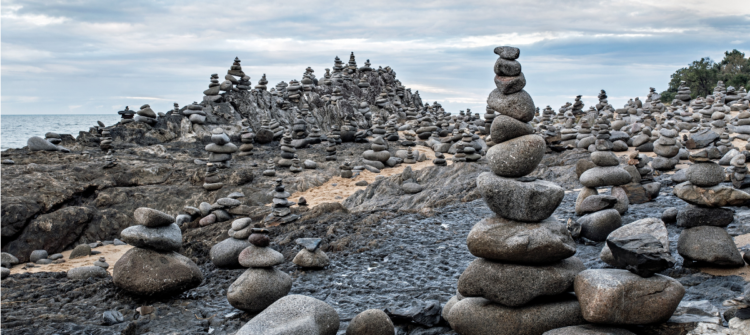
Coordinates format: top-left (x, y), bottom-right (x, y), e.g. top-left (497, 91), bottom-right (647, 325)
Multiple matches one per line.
top-left (3, 48), bottom-right (750, 334)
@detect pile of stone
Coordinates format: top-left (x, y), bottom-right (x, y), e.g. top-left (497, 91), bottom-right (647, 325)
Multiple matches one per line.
top-left (652, 127), bottom-right (681, 170)
top-left (674, 150), bottom-right (748, 267)
top-left (264, 178), bottom-right (299, 225)
top-left (730, 154), bottom-right (749, 188)
top-left (575, 220), bottom-right (684, 326)
top-left (292, 238), bottom-right (330, 269)
top-left (575, 134), bottom-right (632, 241)
top-left (363, 136), bottom-right (391, 169)
top-left (675, 81), bottom-right (692, 105)
top-left (340, 161), bottom-right (353, 178)
top-left (210, 218), bottom-right (253, 268)
top-left (433, 152), bottom-right (447, 166)
top-left (443, 46), bottom-right (586, 335)
top-left (118, 106), bottom-right (135, 123)
top-left (238, 123), bottom-right (254, 156)
top-left (227, 228), bottom-right (292, 312)
top-left (278, 132), bottom-right (295, 168)
top-left (99, 128), bottom-right (113, 151)
top-left (184, 102), bottom-right (206, 125)
top-left (103, 149), bottom-right (117, 169)
top-left (204, 74), bottom-right (222, 102)
top-left (114, 207), bottom-right (202, 296)
top-left (289, 155), bottom-right (303, 173)
top-left (183, 193), bottom-right (247, 227)
top-left (263, 159), bottom-right (276, 177)
top-left (206, 128), bottom-right (237, 169)
top-left (134, 104), bottom-right (157, 125)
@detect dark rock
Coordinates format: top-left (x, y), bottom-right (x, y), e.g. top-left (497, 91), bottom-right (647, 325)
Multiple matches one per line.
top-left (490, 115), bottom-right (535, 143)
top-left (209, 238), bottom-right (252, 268)
top-left (677, 226), bottom-right (745, 267)
top-left (486, 89), bottom-right (536, 123)
top-left (577, 209), bottom-right (622, 242)
top-left (686, 162), bottom-right (725, 187)
top-left (227, 268), bottom-right (293, 312)
top-left (576, 159), bottom-right (596, 179)
top-left (120, 223), bottom-right (182, 252)
top-left (27, 136), bottom-right (59, 151)
top-left (662, 207), bottom-right (678, 223)
top-left (600, 218), bottom-right (670, 268)
top-left (577, 195), bottom-right (618, 215)
top-left (543, 325), bottom-right (635, 335)
top-left (67, 266), bottom-right (109, 280)
top-left (102, 310), bottom-right (125, 326)
top-left (606, 233), bottom-right (676, 277)
top-left (579, 167), bottom-right (632, 188)
top-left (477, 172), bottom-right (564, 222)
top-left (69, 244), bottom-right (92, 259)
top-left (29, 250), bottom-right (48, 262)
top-left (385, 300), bottom-right (442, 327)
top-left (346, 309), bottom-right (394, 335)
top-left (673, 182), bottom-right (750, 207)
top-left (676, 205), bottom-right (734, 228)
top-left (133, 207), bottom-right (174, 227)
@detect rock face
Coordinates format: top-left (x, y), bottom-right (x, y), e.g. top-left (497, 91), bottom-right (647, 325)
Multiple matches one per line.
top-left (112, 248), bottom-right (203, 296)
top-left (574, 269), bottom-right (685, 325)
top-left (677, 226), bottom-right (745, 267)
top-left (447, 296), bottom-right (585, 335)
top-left (236, 295), bottom-right (339, 335)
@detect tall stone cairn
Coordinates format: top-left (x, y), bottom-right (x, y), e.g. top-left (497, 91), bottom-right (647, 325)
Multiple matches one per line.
top-left (442, 46), bottom-right (586, 335)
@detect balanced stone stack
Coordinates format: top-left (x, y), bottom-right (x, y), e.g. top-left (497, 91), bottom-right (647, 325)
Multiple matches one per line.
top-left (675, 81), bottom-right (692, 105)
top-left (238, 125), bottom-right (255, 156)
top-left (207, 128), bottom-right (237, 169)
top-left (325, 137), bottom-right (337, 161)
top-left (264, 178), bottom-right (299, 225)
top-left (652, 127), bottom-right (680, 170)
top-left (99, 128), bottom-right (113, 151)
top-left (210, 218), bottom-right (253, 268)
top-left (730, 154), bottom-right (749, 189)
top-left (444, 46), bottom-right (586, 335)
top-left (203, 163), bottom-right (223, 191)
top-left (255, 74), bottom-right (268, 91)
top-left (263, 159), bottom-right (276, 177)
top-left (118, 106), bottom-right (135, 123)
top-left (278, 132), bottom-right (295, 168)
top-left (575, 144), bottom-right (632, 241)
top-left (673, 150), bottom-right (748, 267)
top-left (363, 136), bottom-right (391, 170)
top-left (433, 152), bottom-right (447, 166)
top-left (227, 228), bottom-right (292, 312)
top-left (340, 161), bottom-right (353, 178)
top-left (289, 155), bottom-right (303, 173)
top-left (114, 208), bottom-right (202, 296)
top-left (204, 74), bottom-right (222, 102)
top-left (135, 104), bottom-right (157, 125)
top-left (103, 149), bottom-right (117, 169)
top-left (184, 102), bottom-right (206, 125)
top-left (292, 238), bottom-right (330, 269)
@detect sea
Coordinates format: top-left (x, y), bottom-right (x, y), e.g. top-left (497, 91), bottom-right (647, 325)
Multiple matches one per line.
top-left (1, 114), bottom-right (122, 150)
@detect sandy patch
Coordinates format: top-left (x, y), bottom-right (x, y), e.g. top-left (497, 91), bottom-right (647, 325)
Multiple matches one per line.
top-left (10, 244), bottom-right (133, 276)
top-left (699, 233), bottom-right (750, 281)
top-left (290, 148), bottom-right (453, 208)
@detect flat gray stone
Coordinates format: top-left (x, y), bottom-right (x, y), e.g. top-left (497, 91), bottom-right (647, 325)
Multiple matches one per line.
top-left (236, 295), bottom-right (339, 335)
top-left (67, 266), bottom-right (109, 280)
top-left (133, 208), bottom-right (174, 227)
top-left (120, 223), bottom-right (181, 252)
top-left (580, 166), bottom-right (632, 188)
top-left (210, 238), bottom-right (252, 268)
top-left (677, 226), bottom-right (744, 267)
top-left (227, 267), bottom-right (293, 313)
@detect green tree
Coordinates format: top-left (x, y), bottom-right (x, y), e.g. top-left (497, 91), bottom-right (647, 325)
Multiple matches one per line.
top-left (717, 49), bottom-right (750, 90)
top-left (661, 50), bottom-right (750, 102)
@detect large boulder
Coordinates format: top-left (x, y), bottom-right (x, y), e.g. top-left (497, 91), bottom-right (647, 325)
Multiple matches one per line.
top-left (226, 268), bottom-right (293, 313)
top-left (600, 218), bottom-right (669, 267)
top-left (447, 295), bottom-right (585, 335)
top-left (466, 216), bottom-right (576, 264)
top-left (677, 226), bottom-right (745, 267)
top-left (577, 209), bottom-right (622, 242)
top-left (574, 269), bottom-right (685, 324)
top-left (673, 182), bottom-right (750, 207)
top-left (676, 205), bottom-right (734, 228)
top-left (112, 248), bottom-right (203, 296)
top-left (457, 257), bottom-right (585, 307)
top-left (477, 172), bottom-right (564, 222)
top-left (236, 295), bottom-right (339, 335)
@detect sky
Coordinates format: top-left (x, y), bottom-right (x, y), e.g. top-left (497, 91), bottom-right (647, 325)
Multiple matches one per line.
top-left (2, 0), bottom-right (749, 116)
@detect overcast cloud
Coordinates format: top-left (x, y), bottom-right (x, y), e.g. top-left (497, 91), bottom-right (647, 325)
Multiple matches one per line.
top-left (2, 0), bottom-right (749, 115)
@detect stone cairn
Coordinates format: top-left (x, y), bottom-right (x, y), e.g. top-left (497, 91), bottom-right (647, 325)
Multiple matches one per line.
top-left (675, 80), bottom-right (692, 106)
top-left (191, 193), bottom-right (246, 227)
top-left (292, 238), bottom-right (330, 269)
top-left (362, 136), bottom-right (391, 170)
top-left (262, 159), bottom-right (276, 177)
top-left (114, 207), bottom-right (203, 296)
top-left (134, 104), bottom-right (157, 125)
top-left (574, 134), bottom-right (632, 241)
top-left (652, 127), bottom-right (680, 170)
top-left (99, 128), bottom-right (113, 151)
top-left (278, 132), bottom-right (295, 168)
top-left (264, 178), bottom-right (299, 225)
top-left (730, 154), bottom-right (749, 189)
top-left (103, 149), bottom-right (117, 169)
top-left (184, 102), bottom-right (206, 125)
top-left (204, 74), bottom-right (221, 103)
top-left (238, 121), bottom-right (255, 156)
top-left (443, 46), bottom-right (586, 335)
top-left (203, 163), bottom-right (222, 191)
top-left (207, 128), bottom-right (237, 169)
top-left (289, 155), bottom-right (303, 173)
top-left (325, 136), bottom-right (337, 161)
top-left (209, 218), bottom-right (252, 268)
top-left (433, 152), bottom-right (447, 166)
top-left (673, 150), bottom-right (749, 267)
top-left (340, 161), bottom-right (353, 178)
top-left (227, 228), bottom-right (292, 312)
top-left (118, 106), bottom-right (135, 124)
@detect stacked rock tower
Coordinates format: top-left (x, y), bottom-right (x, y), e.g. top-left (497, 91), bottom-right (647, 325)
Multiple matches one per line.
top-left (443, 47), bottom-right (586, 335)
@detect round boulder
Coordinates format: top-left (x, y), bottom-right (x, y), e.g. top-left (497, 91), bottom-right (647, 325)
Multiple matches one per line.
top-left (486, 135), bottom-right (545, 177)
top-left (112, 248), bottom-right (203, 296)
top-left (346, 309), bottom-right (394, 335)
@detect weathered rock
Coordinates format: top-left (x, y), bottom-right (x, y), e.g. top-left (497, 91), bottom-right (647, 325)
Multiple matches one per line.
top-left (579, 167), bottom-right (632, 188)
top-left (457, 257), bottom-right (585, 307)
top-left (662, 207), bottom-right (678, 223)
top-left (576, 159), bottom-right (596, 179)
top-left (112, 248), bottom-right (203, 296)
top-left (486, 89), bottom-right (536, 123)
top-left (676, 205), bottom-right (734, 228)
top-left (490, 115), bottom-right (535, 143)
top-left (69, 244), bottom-right (92, 259)
top-left (402, 182), bottom-right (423, 194)
top-left (209, 238), bottom-right (252, 268)
top-left (606, 234), bottom-right (676, 277)
top-left (292, 249), bottom-right (330, 268)
top-left (226, 267), bottom-right (293, 313)
top-left (1, 252), bottom-right (19, 268)
top-left (486, 135), bottom-right (546, 177)
top-left (29, 250), bottom-right (48, 262)
top-left (67, 266), bottom-right (109, 280)
top-left (574, 269), bottom-right (685, 324)
top-left (466, 216), bottom-right (576, 264)
top-left (447, 295), bottom-right (585, 335)
top-left (590, 151), bottom-right (620, 167)
top-left (677, 226), bottom-right (745, 267)
top-left (133, 207), bottom-right (174, 227)
top-left (236, 295), bottom-right (339, 335)
top-left (673, 182), bottom-right (750, 207)
top-left (611, 186), bottom-right (629, 214)
top-left (600, 218), bottom-right (669, 267)
top-left (120, 223), bottom-right (181, 252)
top-left (346, 309), bottom-right (394, 335)
top-left (577, 195), bottom-right (617, 215)
top-left (686, 162), bottom-right (725, 187)
top-left (577, 209), bottom-right (622, 242)
top-left (27, 136), bottom-right (59, 151)
top-left (238, 245), bottom-right (284, 268)
top-left (477, 172), bottom-right (564, 222)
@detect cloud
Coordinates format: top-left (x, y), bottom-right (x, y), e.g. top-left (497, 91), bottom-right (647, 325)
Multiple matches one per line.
top-left (0, 0), bottom-right (748, 115)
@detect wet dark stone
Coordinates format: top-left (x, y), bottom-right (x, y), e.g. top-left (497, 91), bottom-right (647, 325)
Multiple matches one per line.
top-left (607, 233), bottom-right (676, 277)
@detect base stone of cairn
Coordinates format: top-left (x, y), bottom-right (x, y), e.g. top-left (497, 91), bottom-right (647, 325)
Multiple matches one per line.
top-left (292, 238), bottom-right (330, 268)
top-left (209, 218), bottom-right (253, 268)
top-left (114, 208), bottom-right (203, 296)
top-left (444, 46), bottom-right (586, 335)
top-left (227, 228), bottom-right (292, 313)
